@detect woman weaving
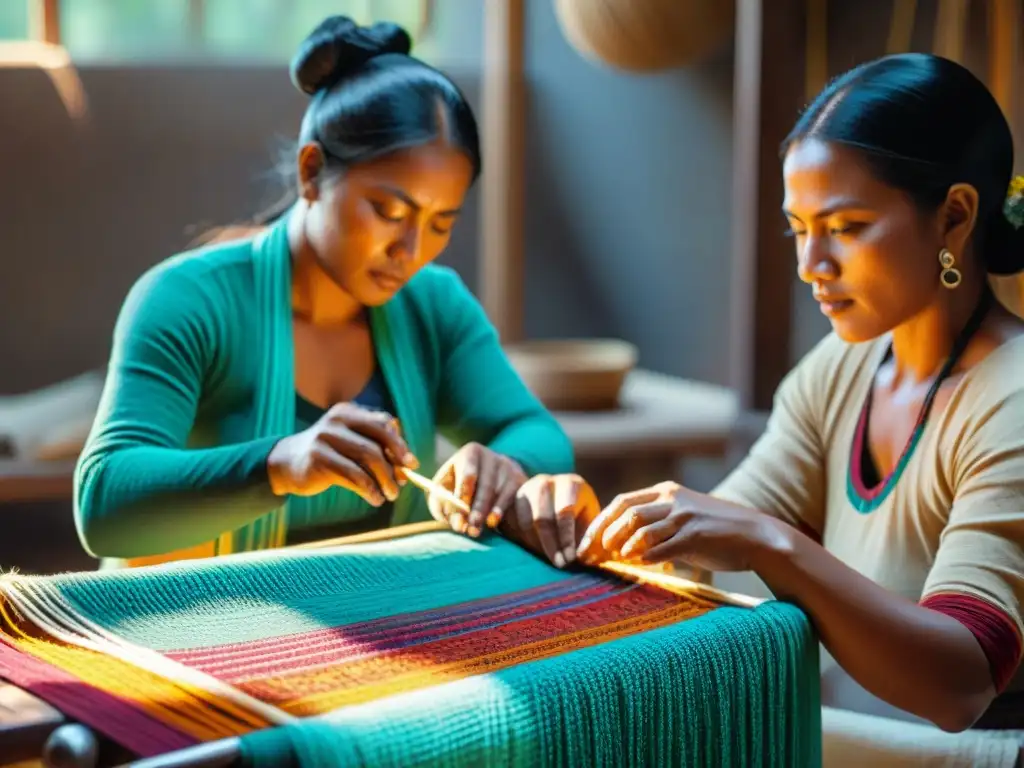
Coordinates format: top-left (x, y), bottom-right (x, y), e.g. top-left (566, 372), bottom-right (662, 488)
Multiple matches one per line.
top-left (73, 16), bottom-right (575, 569)
top-left (539, 54), bottom-right (1024, 765)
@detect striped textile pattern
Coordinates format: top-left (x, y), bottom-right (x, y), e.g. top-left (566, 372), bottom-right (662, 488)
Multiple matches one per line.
top-left (0, 532), bottom-right (821, 766)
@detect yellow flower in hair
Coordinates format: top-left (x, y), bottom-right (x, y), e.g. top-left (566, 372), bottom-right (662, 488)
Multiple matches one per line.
top-left (1009, 175), bottom-right (1024, 198)
top-left (1004, 174), bottom-right (1024, 229)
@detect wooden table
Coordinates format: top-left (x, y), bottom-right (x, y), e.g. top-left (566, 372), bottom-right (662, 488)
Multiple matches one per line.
top-left (0, 460), bottom-right (76, 504)
top-left (556, 369), bottom-right (740, 495)
top-left (556, 369), bottom-right (739, 457)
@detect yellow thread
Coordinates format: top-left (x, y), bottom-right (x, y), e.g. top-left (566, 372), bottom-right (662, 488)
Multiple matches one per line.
top-left (1, 580), bottom-right (277, 730)
top-left (0, 601), bottom-right (229, 740)
top-left (19, 640), bottom-right (237, 740)
top-left (0, 598), bottom-right (268, 739)
top-left (0, 609), bottom-right (239, 739)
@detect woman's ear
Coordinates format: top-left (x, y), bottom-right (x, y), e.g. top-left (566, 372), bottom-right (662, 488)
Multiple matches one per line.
top-left (940, 183), bottom-right (980, 258)
top-left (297, 142), bottom-right (327, 203)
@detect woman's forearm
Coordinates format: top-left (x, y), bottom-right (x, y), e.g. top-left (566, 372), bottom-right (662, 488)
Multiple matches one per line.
top-left (752, 517), bottom-right (995, 731)
top-left (74, 438), bottom-right (284, 558)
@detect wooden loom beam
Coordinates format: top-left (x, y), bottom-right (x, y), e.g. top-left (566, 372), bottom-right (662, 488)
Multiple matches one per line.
top-left (729, 0), bottom-right (807, 411)
top-left (479, 0), bottom-right (526, 343)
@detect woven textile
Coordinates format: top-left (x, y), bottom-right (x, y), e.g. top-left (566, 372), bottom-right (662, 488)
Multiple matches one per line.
top-left (0, 532), bottom-right (820, 766)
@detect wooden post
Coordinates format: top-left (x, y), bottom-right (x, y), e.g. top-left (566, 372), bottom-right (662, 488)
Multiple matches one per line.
top-left (932, 0), bottom-right (969, 63)
top-left (186, 0), bottom-right (206, 52)
top-left (886, 0), bottom-right (918, 54)
top-left (29, 0), bottom-right (60, 45)
top-left (988, 0), bottom-right (1018, 123)
top-left (728, 0), bottom-right (806, 411)
top-left (988, 0), bottom-right (1023, 318)
top-left (803, 0), bottom-right (827, 102)
top-left (479, 0), bottom-right (526, 343)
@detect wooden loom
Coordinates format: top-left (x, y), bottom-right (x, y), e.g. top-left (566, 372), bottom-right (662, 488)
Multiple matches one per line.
top-left (6, 516), bottom-right (762, 768)
top-left (26, 472), bottom-right (761, 768)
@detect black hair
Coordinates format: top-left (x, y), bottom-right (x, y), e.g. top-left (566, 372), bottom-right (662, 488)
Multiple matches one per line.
top-left (782, 53), bottom-right (1024, 276)
top-left (191, 16), bottom-right (480, 244)
top-left (292, 15), bottom-right (480, 181)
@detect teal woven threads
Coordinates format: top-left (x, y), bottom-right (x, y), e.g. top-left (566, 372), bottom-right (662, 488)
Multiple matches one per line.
top-left (237, 726), bottom-right (302, 766)
top-left (237, 601), bottom-right (820, 768)
top-left (11, 530), bottom-right (820, 765)
top-left (41, 534), bottom-right (577, 651)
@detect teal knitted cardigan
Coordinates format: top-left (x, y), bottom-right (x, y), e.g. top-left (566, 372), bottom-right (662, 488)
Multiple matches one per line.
top-left (73, 219), bottom-right (574, 563)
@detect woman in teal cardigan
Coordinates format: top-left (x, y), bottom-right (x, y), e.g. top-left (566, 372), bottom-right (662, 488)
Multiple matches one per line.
top-left (73, 16), bottom-right (576, 569)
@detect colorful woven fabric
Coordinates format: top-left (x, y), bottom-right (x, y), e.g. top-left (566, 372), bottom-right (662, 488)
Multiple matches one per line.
top-left (0, 531), bottom-right (820, 765)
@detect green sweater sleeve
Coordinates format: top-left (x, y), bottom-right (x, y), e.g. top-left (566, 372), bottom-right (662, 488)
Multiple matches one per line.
top-left (432, 269), bottom-right (575, 476)
top-left (74, 263), bottom-right (284, 559)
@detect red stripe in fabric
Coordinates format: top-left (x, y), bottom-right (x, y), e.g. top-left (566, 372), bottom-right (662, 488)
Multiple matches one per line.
top-left (177, 582), bottom-right (628, 682)
top-left (167, 575), bottom-right (603, 663)
top-left (240, 585), bottom-right (691, 702)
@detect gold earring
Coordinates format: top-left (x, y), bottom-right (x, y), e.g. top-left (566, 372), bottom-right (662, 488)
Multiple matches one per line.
top-left (939, 248), bottom-right (962, 289)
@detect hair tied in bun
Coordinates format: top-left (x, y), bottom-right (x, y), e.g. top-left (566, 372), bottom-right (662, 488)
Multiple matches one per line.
top-left (290, 16), bottom-right (412, 96)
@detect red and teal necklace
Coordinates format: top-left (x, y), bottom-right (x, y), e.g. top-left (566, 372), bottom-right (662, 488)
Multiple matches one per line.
top-left (846, 287), bottom-right (995, 513)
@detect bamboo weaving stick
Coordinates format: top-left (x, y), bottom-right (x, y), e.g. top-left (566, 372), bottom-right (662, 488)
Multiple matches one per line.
top-left (402, 468), bottom-right (469, 521)
top-left (399, 470), bottom-right (762, 609)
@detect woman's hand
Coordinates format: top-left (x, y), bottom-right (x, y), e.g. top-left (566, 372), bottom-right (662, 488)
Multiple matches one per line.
top-left (267, 403), bottom-right (418, 504)
top-left (576, 481), bottom-right (782, 572)
top-left (428, 443), bottom-right (527, 537)
top-left (509, 473), bottom-right (600, 568)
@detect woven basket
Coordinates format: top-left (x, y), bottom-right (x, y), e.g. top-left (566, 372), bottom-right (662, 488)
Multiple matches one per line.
top-left (505, 338), bottom-right (638, 412)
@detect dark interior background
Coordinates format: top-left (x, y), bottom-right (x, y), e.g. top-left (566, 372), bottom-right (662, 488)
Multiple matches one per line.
top-left (1, 0), bottom-right (1020, 577)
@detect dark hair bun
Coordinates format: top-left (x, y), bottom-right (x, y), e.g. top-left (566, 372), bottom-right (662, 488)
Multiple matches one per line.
top-left (290, 16), bottom-right (412, 95)
top-left (984, 211), bottom-right (1024, 275)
